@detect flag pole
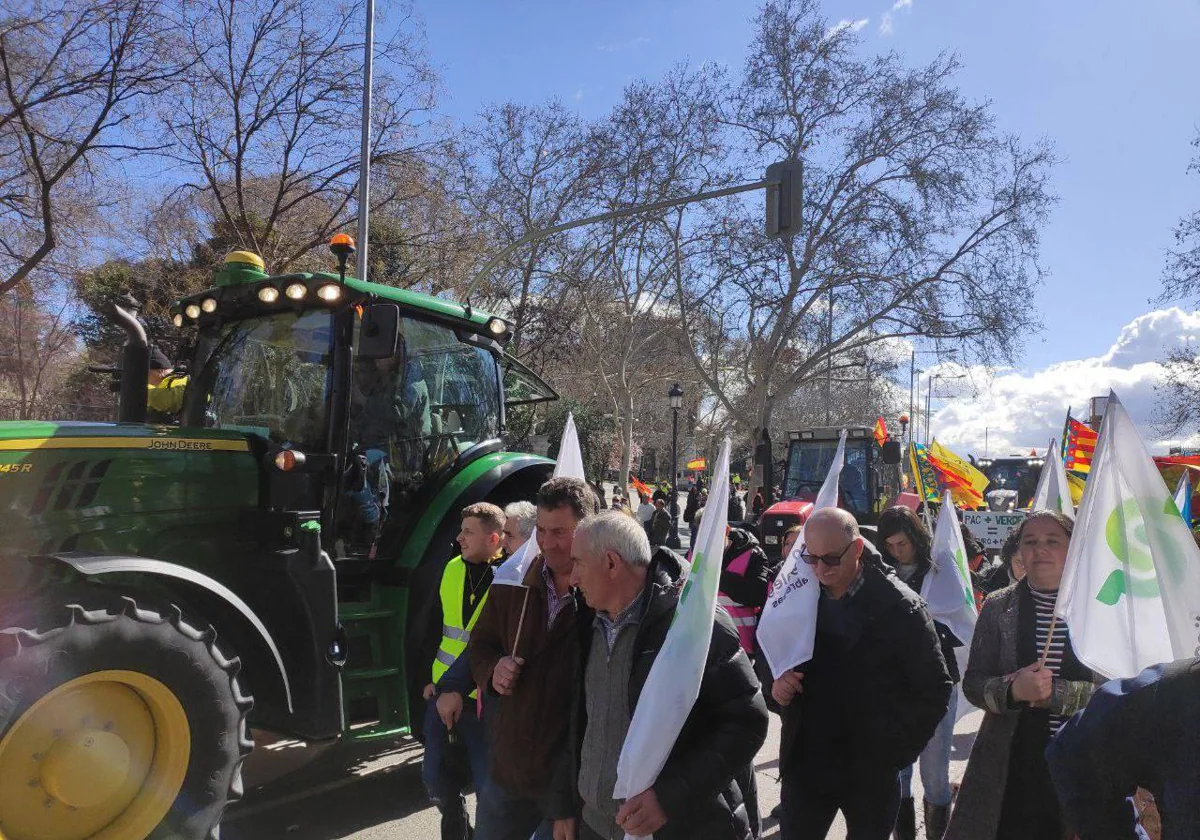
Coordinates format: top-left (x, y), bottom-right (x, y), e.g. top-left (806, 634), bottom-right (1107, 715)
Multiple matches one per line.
top-left (510, 586), bottom-right (531, 658)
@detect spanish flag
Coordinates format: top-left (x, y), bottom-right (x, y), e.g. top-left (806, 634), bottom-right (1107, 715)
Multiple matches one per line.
top-left (873, 417), bottom-right (888, 447)
top-left (630, 474), bottom-right (652, 499)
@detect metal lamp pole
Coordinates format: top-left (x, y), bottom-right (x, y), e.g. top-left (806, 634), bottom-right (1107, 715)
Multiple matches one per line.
top-left (667, 382), bottom-right (683, 549)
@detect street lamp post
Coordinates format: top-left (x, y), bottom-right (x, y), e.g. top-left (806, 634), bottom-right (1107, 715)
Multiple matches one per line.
top-left (667, 383), bottom-right (684, 549)
top-left (925, 373), bottom-right (966, 444)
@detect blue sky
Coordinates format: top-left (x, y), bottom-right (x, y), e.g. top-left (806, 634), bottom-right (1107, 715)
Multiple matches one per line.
top-left (413, 0), bottom-right (1200, 450)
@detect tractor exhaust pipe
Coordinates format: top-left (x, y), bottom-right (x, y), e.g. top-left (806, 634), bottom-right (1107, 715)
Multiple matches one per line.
top-left (113, 302), bottom-right (148, 423)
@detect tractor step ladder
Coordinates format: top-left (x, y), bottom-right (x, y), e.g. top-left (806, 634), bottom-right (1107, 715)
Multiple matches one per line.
top-left (339, 581), bottom-right (410, 741)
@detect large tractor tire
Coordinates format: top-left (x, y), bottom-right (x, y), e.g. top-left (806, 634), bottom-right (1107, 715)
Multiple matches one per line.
top-left (0, 594), bottom-right (253, 840)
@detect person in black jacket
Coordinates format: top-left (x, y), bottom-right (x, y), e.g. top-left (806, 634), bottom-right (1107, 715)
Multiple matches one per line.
top-left (762, 508), bottom-right (951, 840)
top-left (1047, 656), bottom-right (1200, 840)
top-left (560, 511), bottom-right (769, 840)
top-left (877, 506), bottom-right (962, 840)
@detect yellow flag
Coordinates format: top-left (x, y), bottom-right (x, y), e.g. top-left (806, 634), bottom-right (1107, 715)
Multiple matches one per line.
top-left (928, 440), bottom-right (990, 496)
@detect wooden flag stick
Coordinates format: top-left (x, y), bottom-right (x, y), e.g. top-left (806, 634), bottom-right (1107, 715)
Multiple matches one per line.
top-left (1039, 611), bottom-right (1059, 668)
top-left (510, 586), bottom-right (531, 658)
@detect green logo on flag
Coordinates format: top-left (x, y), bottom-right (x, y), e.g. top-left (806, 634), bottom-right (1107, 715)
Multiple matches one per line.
top-left (1097, 497), bottom-right (1177, 606)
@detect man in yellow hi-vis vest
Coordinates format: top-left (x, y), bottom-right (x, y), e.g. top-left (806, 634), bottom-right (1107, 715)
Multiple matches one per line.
top-left (422, 501), bottom-right (506, 840)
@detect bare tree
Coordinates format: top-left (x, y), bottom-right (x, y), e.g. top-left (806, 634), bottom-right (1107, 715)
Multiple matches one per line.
top-left (0, 0), bottom-right (183, 297)
top-left (672, 0), bottom-right (1055, 444)
top-left (455, 101), bottom-right (599, 371)
top-left (571, 68), bottom-right (723, 492)
top-left (1160, 129), bottom-right (1200, 305)
top-left (0, 284), bottom-right (77, 417)
top-left (159, 0), bottom-right (437, 273)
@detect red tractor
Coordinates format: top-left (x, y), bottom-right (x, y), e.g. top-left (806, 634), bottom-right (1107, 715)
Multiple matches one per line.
top-left (757, 426), bottom-right (908, 560)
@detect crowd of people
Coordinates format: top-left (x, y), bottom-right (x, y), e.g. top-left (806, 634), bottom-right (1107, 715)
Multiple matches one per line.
top-left (418, 475), bottom-right (1197, 840)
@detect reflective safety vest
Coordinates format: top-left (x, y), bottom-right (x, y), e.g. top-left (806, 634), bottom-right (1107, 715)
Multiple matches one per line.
top-left (717, 548), bottom-right (759, 654)
top-left (433, 556), bottom-right (489, 698)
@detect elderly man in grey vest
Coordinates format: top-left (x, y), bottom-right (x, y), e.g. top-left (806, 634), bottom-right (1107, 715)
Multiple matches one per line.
top-left (557, 511), bottom-right (768, 840)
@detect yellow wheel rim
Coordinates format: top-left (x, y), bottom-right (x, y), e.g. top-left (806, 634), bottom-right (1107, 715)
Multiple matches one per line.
top-left (0, 670), bottom-right (190, 840)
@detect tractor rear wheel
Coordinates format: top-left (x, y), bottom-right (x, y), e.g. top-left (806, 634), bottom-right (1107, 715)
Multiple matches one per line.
top-left (0, 594), bottom-right (253, 840)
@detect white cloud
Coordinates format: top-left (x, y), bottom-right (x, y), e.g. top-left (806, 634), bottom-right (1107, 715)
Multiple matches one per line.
top-left (824, 17), bottom-right (870, 40)
top-left (572, 89), bottom-right (584, 102)
top-left (927, 308), bottom-right (1200, 456)
top-left (879, 12), bottom-right (894, 35)
top-left (892, 0), bottom-right (913, 10)
top-left (596, 36), bottom-right (650, 53)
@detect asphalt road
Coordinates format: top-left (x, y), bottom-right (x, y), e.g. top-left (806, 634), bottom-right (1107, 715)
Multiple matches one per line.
top-left (222, 707), bottom-right (983, 840)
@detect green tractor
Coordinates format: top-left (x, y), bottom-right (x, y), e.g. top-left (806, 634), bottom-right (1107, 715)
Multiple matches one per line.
top-left (0, 245), bottom-right (556, 840)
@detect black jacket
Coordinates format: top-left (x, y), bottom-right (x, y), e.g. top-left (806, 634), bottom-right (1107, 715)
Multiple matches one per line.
top-left (1048, 656), bottom-right (1200, 840)
top-left (559, 548), bottom-right (770, 840)
top-left (719, 528), bottom-right (777, 610)
top-left (761, 544), bottom-right (952, 780)
top-left (889, 556), bottom-right (964, 684)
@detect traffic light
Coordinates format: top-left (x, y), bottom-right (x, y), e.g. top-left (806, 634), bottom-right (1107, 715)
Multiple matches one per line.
top-left (765, 159), bottom-right (802, 239)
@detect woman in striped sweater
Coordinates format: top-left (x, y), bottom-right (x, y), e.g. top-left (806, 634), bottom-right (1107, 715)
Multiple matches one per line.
top-left (944, 511), bottom-right (1098, 840)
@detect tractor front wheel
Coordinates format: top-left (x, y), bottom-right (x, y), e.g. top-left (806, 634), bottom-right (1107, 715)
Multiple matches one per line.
top-left (0, 595), bottom-right (253, 840)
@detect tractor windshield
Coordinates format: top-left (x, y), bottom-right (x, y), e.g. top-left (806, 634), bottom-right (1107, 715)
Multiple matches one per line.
top-left (193, 310), bottom-right (334, 448)
top-left (784, 439), bottom-right (872, 517)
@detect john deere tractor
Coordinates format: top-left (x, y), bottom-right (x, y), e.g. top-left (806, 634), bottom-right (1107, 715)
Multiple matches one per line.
top-left (0, 245), bottom-right (556, 839)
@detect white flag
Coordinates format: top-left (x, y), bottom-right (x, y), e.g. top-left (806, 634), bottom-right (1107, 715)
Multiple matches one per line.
top-left (923, 491), bottom-right (979, 717)
top-left (757, 429), bottom-right (848, 679)
top-left (1056, 392), bottom-right (1200, 679)
top-left (1031, 442), bottom-right (1075, 519)
top-left (492, 412), bottom-right (586, 586)
top-left (612, 438), bottom-right (731, 839)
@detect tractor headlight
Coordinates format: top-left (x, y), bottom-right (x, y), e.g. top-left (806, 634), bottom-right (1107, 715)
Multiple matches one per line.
top-left (285, 282), bottom-right (307, 301)
top-left (173, 313), bottom-right (184, 328)
top-left (316, 283), bottom-right (342, 303)
top-left (184, 303), bottom-right (201, 320)
top-left (486, 317), bottom-right (507, 336)
top-left (201, 297), bottom-right (218, 313)
top-left (257, 285), bottom-right (280, 304)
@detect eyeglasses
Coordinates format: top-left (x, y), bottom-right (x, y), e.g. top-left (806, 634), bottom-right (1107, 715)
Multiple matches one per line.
top-left (799, 541), bottom-right (855, 567)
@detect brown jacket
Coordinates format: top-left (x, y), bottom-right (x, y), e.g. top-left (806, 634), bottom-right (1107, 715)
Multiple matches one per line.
top-left (945, 581), bottom-right (1097, 840)
top-left (466, 556), bottom-right (590, 813)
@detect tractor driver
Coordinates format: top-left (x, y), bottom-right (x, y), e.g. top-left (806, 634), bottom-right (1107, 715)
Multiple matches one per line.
top-left (147, 346), bottom-right (187, 424)
top-left (343, 337), bottom-right (431, 553)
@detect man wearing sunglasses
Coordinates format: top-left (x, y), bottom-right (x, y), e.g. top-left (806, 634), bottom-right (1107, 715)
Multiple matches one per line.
top-left (763, 508), bottom-right (952, 840)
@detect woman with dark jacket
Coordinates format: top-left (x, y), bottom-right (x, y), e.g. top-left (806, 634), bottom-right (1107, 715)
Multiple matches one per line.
top-left (944, 511), bottom-right (1098, 840)
top-left (877, 507), bottom-right (962, 840)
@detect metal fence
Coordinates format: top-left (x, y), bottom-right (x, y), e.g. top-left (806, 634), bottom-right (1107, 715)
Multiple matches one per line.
top-left (0, 400), bottom-right (115, 423)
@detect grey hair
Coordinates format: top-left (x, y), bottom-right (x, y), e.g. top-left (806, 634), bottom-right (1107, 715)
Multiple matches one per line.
top-left (807, 507), bottom-right (860, 540)
top-left (575, 510), bottom-right (652, 569)
top-left (503, 501), bottom-right (537, 538)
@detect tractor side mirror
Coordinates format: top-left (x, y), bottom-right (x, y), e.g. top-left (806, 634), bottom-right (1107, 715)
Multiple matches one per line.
top-left (880, 440), bottom-right (903, 465)
top-left (358, 303), bottom-right (400, 360)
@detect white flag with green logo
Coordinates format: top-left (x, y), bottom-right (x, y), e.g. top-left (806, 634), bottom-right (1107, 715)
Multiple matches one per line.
top-left (923, 491), bottom-right (978, 649)
top-left (492, 412), bottom-right (585, 586)
top-left (612, 438), bottom-right (730, 838)
top-left (923, 491), bottom-right (978, 716)
top-left (1031, 442), bottom-right (1075, 518)
top-left (1056, 392), bottom-right (1200, 679)
top-left (756, 430), bottom-right (847, 679)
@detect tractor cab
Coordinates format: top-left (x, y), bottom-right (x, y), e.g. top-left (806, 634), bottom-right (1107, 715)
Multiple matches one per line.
top-left (974, 454), bottom-right (1043, 511)
top-left (174, 250), bottom-right (555, 559)
top-left (758, 426), bottom-right (903, 560)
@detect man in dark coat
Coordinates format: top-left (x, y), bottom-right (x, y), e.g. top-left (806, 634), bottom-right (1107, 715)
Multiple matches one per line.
top-left (466, 477), bottom-right (600, 840)
top-left (1047, 656), bottom-right (1200, 840)
top-left (649, 498), bottom-right (672, 547)
top-left (561, 511), bottom-right (769, 840)
top-left (761, 508), bottom-right (952, 840)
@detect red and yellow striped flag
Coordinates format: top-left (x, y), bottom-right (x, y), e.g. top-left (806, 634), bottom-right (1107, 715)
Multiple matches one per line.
top-left (1063, 417), bottom-right (1098, 474)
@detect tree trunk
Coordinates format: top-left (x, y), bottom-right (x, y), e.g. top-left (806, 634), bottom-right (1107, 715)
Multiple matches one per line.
top-left (619, 392), bottom-right (635, 506)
